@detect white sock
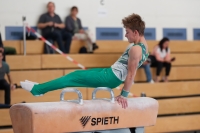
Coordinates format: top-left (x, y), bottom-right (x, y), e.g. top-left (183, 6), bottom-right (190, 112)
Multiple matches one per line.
top-left (34, 94), bottom-right (44, 97)
top-left (20, 81), bottom-right (35, 92)
top-left (25, 80), bottom-right (39, 85)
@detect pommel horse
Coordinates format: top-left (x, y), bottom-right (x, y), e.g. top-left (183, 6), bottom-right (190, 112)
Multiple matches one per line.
top-left (10, 87), bottom-right (158, 133)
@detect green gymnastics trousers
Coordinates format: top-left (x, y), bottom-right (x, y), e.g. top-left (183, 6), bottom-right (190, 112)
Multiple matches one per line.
top-left (31, 68), bottom-right (123, 96)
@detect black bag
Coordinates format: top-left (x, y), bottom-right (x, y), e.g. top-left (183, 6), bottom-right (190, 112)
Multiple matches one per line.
top-left (79, 46), bottom-right (88, 54)
top-left (25, 32), bottom-right (37, 40)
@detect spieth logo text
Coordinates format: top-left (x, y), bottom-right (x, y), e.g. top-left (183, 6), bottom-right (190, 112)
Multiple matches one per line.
top-left (80, 116), bottom-right (119, 128)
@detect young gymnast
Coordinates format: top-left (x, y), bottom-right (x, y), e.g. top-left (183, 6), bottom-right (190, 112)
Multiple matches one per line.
top-left (21, 13), bottom-right (149, 109)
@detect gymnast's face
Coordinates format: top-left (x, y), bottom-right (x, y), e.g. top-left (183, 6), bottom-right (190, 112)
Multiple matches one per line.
top-left (125, 28), bottom-right (138, 43)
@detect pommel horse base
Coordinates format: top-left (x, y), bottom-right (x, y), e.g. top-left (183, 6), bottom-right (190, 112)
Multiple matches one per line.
top-left (10, 87), bottom-right (158, 133)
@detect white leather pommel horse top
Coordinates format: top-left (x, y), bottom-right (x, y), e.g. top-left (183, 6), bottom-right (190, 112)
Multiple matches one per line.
top-left (10, 87), bottom-right (159, 133)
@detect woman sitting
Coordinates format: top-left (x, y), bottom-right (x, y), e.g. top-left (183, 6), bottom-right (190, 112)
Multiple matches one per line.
top-left (65, 6), bottom-right (98, 53)
top-left (150, 37), bottom-right (175, 82)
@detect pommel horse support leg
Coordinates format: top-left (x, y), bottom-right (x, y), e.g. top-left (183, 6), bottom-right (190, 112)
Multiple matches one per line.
top-left (10, 87), bottom-right (158, 133)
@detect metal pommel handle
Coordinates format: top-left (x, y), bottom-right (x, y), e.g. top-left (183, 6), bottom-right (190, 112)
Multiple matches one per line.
top-left (60, 88), bottom-right (83, 105)
top-left (92, 87), bottom-right (115, 103)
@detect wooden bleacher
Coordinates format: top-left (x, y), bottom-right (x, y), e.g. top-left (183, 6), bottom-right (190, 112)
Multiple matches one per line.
top-left (86, 83), bottom-right (200, 132)
top-left (4, 66), bottom-right (200, 85)
top-left (87, 81), bottom-right (200, 99)
top-left (5, 53), bottom-right (200, 70)
top-left (86, 82), bottom-right (200, 132)
top-left (146, 115), bottom-right (200, 132)
top-left (171, 53), bottom-right (200, 66)
top-left (6, 55), bottom-right (41, 70)
top-left (41, 53), bottom-right (200, 68)
top-left (3, 41), bottom-right (21, 54)
top-left (1, 114), bottom-right (200, 133)
top-left (2, 66), bottom-right (200, 87)
top-left (3, 40), bottom-right (85, 54)
top-left (0, 88), bottom-right (87, 105)
top-left (0, 129), bottom-right (13, 133)
top-left (0, 81), bottom-right (199, 106)
top-left (0, 109), bottom-right (11, 126)
top-left (21, 40), bottom-right (44, 54)
top-left (3, 40), bottom-right (200, 54)
top-left (136, 66), bottom-right (200, 81)
top-left (158, 97), bottom-right (200, 115)
top-left (1, 40), bottom-right (200, 133)
top-left (1, 84), bottom-right (200, 132)
top-left (41, 54), bottom-right (121, 69)
top-left (8, 70), bottom-right (64, 83)
top-left (95, 40), bottom-right (200, 53)
top-left (129, 81), bottom-right (200, 98)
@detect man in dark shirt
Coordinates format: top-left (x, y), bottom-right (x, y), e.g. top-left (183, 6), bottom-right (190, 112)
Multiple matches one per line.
top-left (38, 2), bottom-right (72, 53)
top-left (0, 51), bottom-right (15, 105)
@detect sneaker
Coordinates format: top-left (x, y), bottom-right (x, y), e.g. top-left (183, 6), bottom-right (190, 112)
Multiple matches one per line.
top-left (149, 79), bottom-right (154, 84)
top-left (92, 43), bottom-right (99, 51)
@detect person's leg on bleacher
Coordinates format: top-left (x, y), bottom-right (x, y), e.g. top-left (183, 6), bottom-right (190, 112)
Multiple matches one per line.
top-left (154, 61), bottom-right (163, 82)
top-left (85, 29), bottom-right (98, 51)
top-left (52, 31), bottom-right (66, 53)
top-left (0, 79), bottom-right (11, 105)
top-left (44, 39), bottom-right (55, 54)
top-left (43, 32), bottom-right (55, 54)
top-left (62, 30), bottom-right (72, 53)
top-left (74, 33), bottom-right (93, 52)
top-left (21, 68), bottom-right (122, 96)
top-left (149, 55), bottom-right (163, 82)
top-left (140, 63), bottom-right (153, 83)
top-left (163, 62), bottom-right (171, 82)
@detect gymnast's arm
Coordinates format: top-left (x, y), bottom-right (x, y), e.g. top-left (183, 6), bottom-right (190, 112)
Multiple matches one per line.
top-left (123, 46), bottom-right (141, 92)
top-left (115, 46), bottom-right (142, 108)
